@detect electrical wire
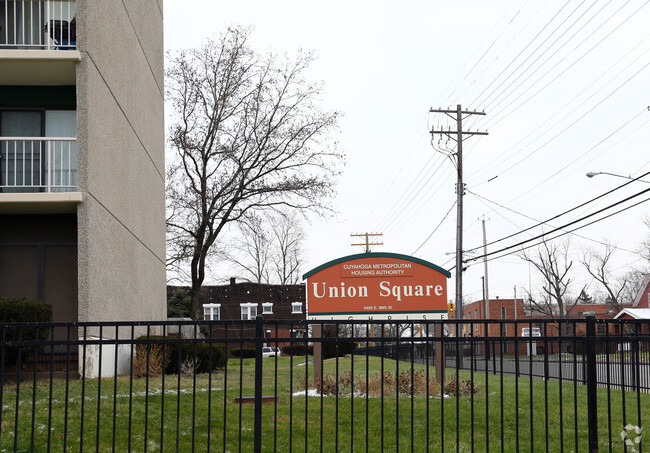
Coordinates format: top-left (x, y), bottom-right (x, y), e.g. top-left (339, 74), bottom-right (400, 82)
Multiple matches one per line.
top-left (469, 189), bottom-right (639, 255)
top-left (465, 186), bottom-right (650, 264)
top-left (476, 192), bottom-right (650, 266)
top-left (412, 201), bottom-right (456, 255)
top-left (464, 170), bottom-right (650, 253)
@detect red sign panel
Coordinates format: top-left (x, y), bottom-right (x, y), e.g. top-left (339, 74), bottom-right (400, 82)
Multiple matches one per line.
top-left (303, 253), bottom-right (450, 320)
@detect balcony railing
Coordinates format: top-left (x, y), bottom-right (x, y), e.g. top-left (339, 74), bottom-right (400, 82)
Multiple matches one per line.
top-left (0, 137), bottom-right (77, 192)
top-left (0, 0), bottom-right (76, 50)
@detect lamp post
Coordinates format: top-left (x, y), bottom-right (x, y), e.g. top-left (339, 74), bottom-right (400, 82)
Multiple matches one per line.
top-left (585, 171), bottom-right (650, 184)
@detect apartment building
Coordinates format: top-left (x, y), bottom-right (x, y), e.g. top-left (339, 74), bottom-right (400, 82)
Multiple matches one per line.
top-left (0, 1), bottom-right (166, 330)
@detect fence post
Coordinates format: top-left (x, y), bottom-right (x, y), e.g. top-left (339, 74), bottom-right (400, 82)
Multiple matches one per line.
top-left (434, 322), bottom-right (445, 385)
top-left (586, 314), bottom-right (598, 452)
top-left (254, 315), bottom-right (264, 453)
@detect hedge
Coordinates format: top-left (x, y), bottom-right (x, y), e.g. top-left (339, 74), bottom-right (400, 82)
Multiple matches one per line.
top-left (281, 342), bottom-right (357, 358)
top-left (0, 297), bottom-right (53, 362)
top-left (229, 348), bottom-right (256, 358)
top-left (281, 344), bottom-right (313, 356)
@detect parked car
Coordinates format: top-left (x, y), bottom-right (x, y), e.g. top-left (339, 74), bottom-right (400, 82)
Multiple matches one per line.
top-left (262, 346), bottom-right (281, 358)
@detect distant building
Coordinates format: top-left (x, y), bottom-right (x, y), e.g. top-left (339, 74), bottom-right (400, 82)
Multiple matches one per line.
top-left (168, 278), bottom-right (306, 349)
top-left (448, 296), bottom-right (625, 355)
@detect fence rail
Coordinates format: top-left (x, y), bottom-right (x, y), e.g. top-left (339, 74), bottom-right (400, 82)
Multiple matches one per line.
top-left (1, 317), bottom-right (649, 451)
top-left (0, 0), bottom-right (76, 50)
top-left (0, 137), bottom-right (77, 192)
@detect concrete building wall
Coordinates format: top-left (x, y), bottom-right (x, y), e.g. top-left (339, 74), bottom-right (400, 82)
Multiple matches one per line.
top-left (76, 0), bottom-right (165, 323)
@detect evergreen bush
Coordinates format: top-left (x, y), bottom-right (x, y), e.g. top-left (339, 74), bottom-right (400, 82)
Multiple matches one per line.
top-left (0, 297), bottom-right (53, 363)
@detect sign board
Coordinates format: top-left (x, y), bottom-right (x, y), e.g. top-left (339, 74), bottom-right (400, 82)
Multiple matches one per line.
top-left (303, 253), bottom-right (451, 320)
top-left (521, 327), bottom-right (541, 337)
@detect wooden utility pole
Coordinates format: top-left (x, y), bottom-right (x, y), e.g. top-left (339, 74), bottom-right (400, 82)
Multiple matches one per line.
top-left (351, 232), bottom-right (383, 253)
top-left (429, 105), bottom-right (487, 321)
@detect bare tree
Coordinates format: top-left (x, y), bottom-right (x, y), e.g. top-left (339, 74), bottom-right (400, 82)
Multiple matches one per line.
top-left (581, 243), bottom-right (629, 313)
top-left (229, 215), bottom-right (271, 283)
top-left (639, 217), bottom-right (650, 264)
top-left (619, 269), bottom-right (649, 308)
top-left (166, 27), bottom-right (343, 318)
top-left (270, 211), bottom-right (303, 284)
top-left (227, 210), bottom-right (304, 284)
top-left (519, 239), bottom-right (584, 320)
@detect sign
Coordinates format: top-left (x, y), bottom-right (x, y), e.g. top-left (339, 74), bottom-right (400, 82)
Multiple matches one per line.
top-left (303, 252), bottom-right (450, 320)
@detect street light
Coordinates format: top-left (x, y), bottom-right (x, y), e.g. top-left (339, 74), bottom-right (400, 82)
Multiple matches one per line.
top-left (585, 171), bottom-right (650, 183)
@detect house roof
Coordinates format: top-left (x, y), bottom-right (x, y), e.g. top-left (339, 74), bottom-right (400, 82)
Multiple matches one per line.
top-left (632, 274), bottom-right (650, 307)
top-left (614, 308), bottom-right (650, 320)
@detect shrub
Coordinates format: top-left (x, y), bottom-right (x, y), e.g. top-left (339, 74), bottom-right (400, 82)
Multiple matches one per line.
top-left (229, 348), bottom-right (256, 358)
top-left (323, 340), bottom-right (357, 359)
top-left (133, 336), bottom-right (226, 376)
top-left (0, 298), bottom-right (52, 363)
top-left (444, 378), bottom-right (480, 396)
top-left (132, 343), bottom-right (168, 378)
top-left (306, 370), bottom-right (442, 397)
top-left (281, 344), bottom-right (313, 356)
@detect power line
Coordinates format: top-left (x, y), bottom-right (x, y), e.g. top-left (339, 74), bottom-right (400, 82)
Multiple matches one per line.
top-left (465, 185), bottom-right (650, 264)
top-left (469, 189), bottom-right (639, 255)
top-left (412, 201), bottom-right (456, 255)
top-left (465, 171), bottom-right (650, 253)
top-left (476, 193), bottom-right (650, 266)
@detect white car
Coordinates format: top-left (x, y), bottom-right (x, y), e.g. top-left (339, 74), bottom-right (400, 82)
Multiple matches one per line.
top-left (262, 346), bottom-right (281, 358)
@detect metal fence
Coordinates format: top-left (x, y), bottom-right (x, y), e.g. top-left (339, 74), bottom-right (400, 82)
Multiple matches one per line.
top-left (1, 316), bottom-right (649, 452)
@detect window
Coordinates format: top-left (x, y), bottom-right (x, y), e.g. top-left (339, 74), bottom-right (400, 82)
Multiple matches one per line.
top-left (202, 304), bottom-right (220, 321)
top-left (291, 302), bottom-right (302, 314)
top-left (501, 307), bottom-right (506, 319)
top-left (262, 302), bottom-right (273, 314)
top-left (240, 303), bottom-right (258, 320)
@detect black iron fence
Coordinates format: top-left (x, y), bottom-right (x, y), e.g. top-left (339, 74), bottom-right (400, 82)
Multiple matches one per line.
top-left (1, 316), bottom-right (649, 452)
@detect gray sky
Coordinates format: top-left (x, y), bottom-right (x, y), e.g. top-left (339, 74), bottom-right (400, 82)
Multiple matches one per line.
top-left (165, 1), bottom-right (650, 304)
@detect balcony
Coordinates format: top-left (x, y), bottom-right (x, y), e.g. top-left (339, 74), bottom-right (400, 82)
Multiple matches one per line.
top-left (0, 137), bottom-right (81, 213)
top-left (1, 0), bottom-right (76, 50)
top-left (0, 1), bottom-right (79, 85)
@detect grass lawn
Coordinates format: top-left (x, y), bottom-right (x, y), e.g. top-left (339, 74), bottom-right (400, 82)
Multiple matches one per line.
top-left (1, 355), bottom-right (647, 452)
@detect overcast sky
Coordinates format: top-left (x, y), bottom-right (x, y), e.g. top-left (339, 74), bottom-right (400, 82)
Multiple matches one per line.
top-left (164, 1), bottom-right (650, 304)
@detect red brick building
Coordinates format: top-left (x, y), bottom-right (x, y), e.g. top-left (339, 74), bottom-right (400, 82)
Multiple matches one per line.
top-left (167, 279), bottom-right (306, 349)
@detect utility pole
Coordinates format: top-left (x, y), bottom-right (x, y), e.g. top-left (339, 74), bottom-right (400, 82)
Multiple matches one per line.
top-left (351, 232), bottom-right (383, 253)
top-left (429, 105), bottom-right (487, 321)
top-left (481, 216), bottom-right (490, 321)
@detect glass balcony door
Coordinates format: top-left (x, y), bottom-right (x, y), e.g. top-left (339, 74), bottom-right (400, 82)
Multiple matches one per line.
top-left (45, 110), bottom-right (76, 191)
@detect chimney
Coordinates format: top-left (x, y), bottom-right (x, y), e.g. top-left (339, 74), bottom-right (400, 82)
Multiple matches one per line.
top-left (230, 277), bottom-right (236, 286)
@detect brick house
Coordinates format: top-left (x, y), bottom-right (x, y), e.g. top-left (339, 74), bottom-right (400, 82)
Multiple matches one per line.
top-left (168, 278), bottom-right (306, 350)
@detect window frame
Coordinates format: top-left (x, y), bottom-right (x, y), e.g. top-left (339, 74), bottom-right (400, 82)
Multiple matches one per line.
top-left (240, 303), bottom-right (258, 320)
top-left (202, 303), bottom-right (221, 321)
